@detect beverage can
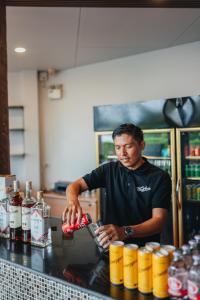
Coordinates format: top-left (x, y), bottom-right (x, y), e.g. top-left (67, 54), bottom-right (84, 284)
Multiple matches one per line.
top-left (109, 241), bottom-right (124, 285)
top-left (145, 242), bottom-right (160, 252)
top-left (186, 185), bottom-right (192, 201)
top-left (153, 250), bottom-right (169, 298)
top-left (123, 244), bottom-right (138, 290)
top-left (161, 245), bottom-right (176, 262)
top-left (138, 247), bottom-right (153, 294)
top-left (62, 213), bottom-right (92, 235)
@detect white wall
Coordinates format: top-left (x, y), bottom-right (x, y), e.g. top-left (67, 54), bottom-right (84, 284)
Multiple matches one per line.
top-left (8, 71), bottom-right (40, 191)
top-left (39, 41), bottom-right (200, 189)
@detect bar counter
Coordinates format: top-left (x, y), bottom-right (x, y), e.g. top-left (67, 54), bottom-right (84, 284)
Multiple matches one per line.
top-left (0, 218), bottom-right (155, 300)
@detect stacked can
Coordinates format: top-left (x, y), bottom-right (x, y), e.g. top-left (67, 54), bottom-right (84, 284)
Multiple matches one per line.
top-left (138, 247), bottom-right (153, 294)
top-left (123, 244), bottom-right (138, 290)
top-left (160, 245), bottom-right (176, 263)
top-left (145, 242), bottom-right (160, 252)
top-left (109, 241), bottom-right (124, 285)
top-left (152, 249), bottom-right (169, 298)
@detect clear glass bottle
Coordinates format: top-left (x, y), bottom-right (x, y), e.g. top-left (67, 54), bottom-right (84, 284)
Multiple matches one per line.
top-left (181, 244), bottom-right (193, 269)
top-left (9, 180), bottom-right (23, 241)
top-left (189, 239), bottom-right (199, 255)
top-left (188, 255), bottom-right (200, 300)
top-left (0, 187), bottom-right (10, 238)
top-left (22, 181), bottom-right (36, 243)
top-left (31, 191), bottom-right (51, 247)
top-left (194, 234), bottom-right (200, 253)
top-left (168, 250), bottom-right (188, 298)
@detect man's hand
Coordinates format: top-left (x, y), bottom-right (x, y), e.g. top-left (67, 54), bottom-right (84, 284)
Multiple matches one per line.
top-left (62, 178), bottom-right (88, 225)
top-left (94, 224), bottom-right (125, 249)
top-left (62, 199), bottom-right (82, 226)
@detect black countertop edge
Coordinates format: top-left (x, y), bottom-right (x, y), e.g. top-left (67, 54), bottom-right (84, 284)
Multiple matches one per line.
top-left (0, 256), bottom-right (112, 300)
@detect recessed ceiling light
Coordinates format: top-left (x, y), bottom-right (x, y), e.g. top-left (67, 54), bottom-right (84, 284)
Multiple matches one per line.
top-left (14, 47), bottom-right (26, 53)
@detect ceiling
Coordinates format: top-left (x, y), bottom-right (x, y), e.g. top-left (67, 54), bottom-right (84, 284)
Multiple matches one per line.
top-left (7, 6), bottom-right (200, 72)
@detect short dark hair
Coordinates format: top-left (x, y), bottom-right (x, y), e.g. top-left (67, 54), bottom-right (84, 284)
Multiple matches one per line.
top-left (112, 123), bottom-right (144, 142)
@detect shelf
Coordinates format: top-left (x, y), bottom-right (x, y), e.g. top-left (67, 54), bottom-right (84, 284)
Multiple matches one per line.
top-left (9, 128), bottom-right (24, 131)
top-left (144, 156), bottom-right (171, 160)
top-left (186, 177), bottom-right (200, 180)
top-left (8, 106), bottom-right (24, 109)
top-left (10, 153), bottom-right (25, 157)
top-left (185, 156), bottom-right (200, 160)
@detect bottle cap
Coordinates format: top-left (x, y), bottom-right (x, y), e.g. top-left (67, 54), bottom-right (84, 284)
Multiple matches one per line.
top-left (13, 180), bottom-right (20, 191)
top-left (37, 191), bottom-right (43, 201)
top-left (25, 181), bottom-right (32, 190)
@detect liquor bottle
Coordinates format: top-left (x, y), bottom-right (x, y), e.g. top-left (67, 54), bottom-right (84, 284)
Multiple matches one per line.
top-left (168, 250), bottom-right (188, 298)
top-left (188, 255), bottom-right (200, 300)
top-left (0, 187), bottom-right (10, 238)
top-left (22, 181), bottom-right (36, 243)
top-left (31, 191), bottom-right (51, 247)
top-left (9, 180), bottom-right (23, 241)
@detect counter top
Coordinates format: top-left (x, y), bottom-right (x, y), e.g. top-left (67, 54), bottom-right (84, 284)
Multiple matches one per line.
top-left (0, 218), bottom-right (154, 300)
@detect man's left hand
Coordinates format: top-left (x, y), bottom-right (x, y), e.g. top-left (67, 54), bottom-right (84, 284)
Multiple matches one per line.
top-left (94, 224), bottom-right (125, 249)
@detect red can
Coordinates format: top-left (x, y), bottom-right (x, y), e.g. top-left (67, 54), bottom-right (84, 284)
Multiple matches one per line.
top-left (62, 213), bottom-right (92, 235)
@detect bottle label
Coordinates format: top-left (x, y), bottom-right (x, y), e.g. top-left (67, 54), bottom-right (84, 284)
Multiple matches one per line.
top-left (188, 280), bottom-right (200, 300)
top-left (168, 276), bottom-right (187, 297)
top-left (31, 210), bottom-right (48, 241)
top-left (0, 204), bottom-right (9, 232)
top-left (22, 207), bottom-right (31, 230)
top-left (9, 206), bottom-right (22, 228)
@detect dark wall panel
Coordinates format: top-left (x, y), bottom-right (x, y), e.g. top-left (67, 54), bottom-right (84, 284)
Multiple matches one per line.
top-left (0, 3), bottom-right (10, 174)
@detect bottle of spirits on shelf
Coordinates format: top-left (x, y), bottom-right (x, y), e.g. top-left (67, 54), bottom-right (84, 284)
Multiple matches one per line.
top-left (31, 191), bottom-right (51, 247)
top-left (9, 180), bottom-right (23, 241)
top-left (22, 181), bottom-right (36, 243)
top-left (0, 187), bottom-right (10, 238)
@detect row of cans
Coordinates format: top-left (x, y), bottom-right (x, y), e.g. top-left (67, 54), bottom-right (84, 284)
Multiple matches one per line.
top-left (109, 241), bottom-right (175, 299)
top-left (186, 184), bottom-right (200, 201)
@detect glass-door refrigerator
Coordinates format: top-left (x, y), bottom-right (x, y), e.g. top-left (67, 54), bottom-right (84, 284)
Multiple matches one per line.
top-left (176, 127), bottom-right (200, 247)
top-left (95, 128), bottom-right (178, 247)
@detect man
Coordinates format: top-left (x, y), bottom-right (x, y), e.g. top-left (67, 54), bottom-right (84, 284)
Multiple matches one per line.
top-left (63, 123), bottom-right (171, 247)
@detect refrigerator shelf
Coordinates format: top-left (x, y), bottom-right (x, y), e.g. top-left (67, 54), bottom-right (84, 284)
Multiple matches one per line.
top-left (186, 177), bottom-right (200, 180)
top-left (144, 156), bottom-right (171, 160)
top-left (185, 156), bottom-right (200, 160)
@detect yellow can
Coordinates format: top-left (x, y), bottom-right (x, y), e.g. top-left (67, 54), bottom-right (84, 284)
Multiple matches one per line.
top-left (138, 247), bottom-right (153, 294)
top-left (153, 250), bottom-right (169, 299)
top-left (161, 245), bottom-right (176, 262)
top-left (123, 244), bottom-right (138, 290)
top-left (109, 241), bottom-right (124, 285)
top-left (145, 242), bottom-right (160, 252)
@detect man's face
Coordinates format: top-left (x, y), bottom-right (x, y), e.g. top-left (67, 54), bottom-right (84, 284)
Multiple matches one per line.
top-left (114, 133), bottom-right (145, 169)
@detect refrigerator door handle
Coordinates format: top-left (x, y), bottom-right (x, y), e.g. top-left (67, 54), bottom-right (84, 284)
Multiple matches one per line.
top-left (176, 178), bottom-right (181, 209)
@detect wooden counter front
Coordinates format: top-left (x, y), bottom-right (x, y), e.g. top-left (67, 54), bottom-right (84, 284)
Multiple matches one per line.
top-left (43, 192), bottom-right (98, 222)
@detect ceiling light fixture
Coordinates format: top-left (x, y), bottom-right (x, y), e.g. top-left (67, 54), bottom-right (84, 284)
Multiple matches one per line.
top-left (14, 47), bottom-right (26, 53)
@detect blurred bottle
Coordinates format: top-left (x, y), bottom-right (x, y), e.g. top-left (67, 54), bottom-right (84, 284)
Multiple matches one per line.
top-left (31, 191), bottom-right (51, 247)
top-left (188, 255), bottom-right (200, 300)
top-left (0, 187), bottom-right (10, 238)
top-left (194, 235), bottom-right (200, 252)
top-left (168, 250), bottom-right (188, 297)
top-left (189, 239), bottom-right (198, 255)
top-left (22, 181), bottom-right (36, 243)
top-left (181, 244), bottom-right (193, 269)
top-left (9, 180), bottom-right (23, 241)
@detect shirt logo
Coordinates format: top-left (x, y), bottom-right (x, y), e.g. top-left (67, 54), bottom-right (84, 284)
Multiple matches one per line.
top-left (136, 186), bottom-right (151, 192)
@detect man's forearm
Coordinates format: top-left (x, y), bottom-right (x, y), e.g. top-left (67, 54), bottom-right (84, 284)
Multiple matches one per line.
top-left (130, 216), bottom-right (166, 238)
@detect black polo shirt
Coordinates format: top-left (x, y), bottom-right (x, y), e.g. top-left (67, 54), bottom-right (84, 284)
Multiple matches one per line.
top-left (83, 159), bottom-right (171, 246)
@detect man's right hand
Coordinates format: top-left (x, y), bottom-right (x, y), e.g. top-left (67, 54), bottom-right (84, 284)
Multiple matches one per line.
top-left (62, 178), bottom-right (88, 225)
top-left (62, 199), bottom-right (82, 226)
